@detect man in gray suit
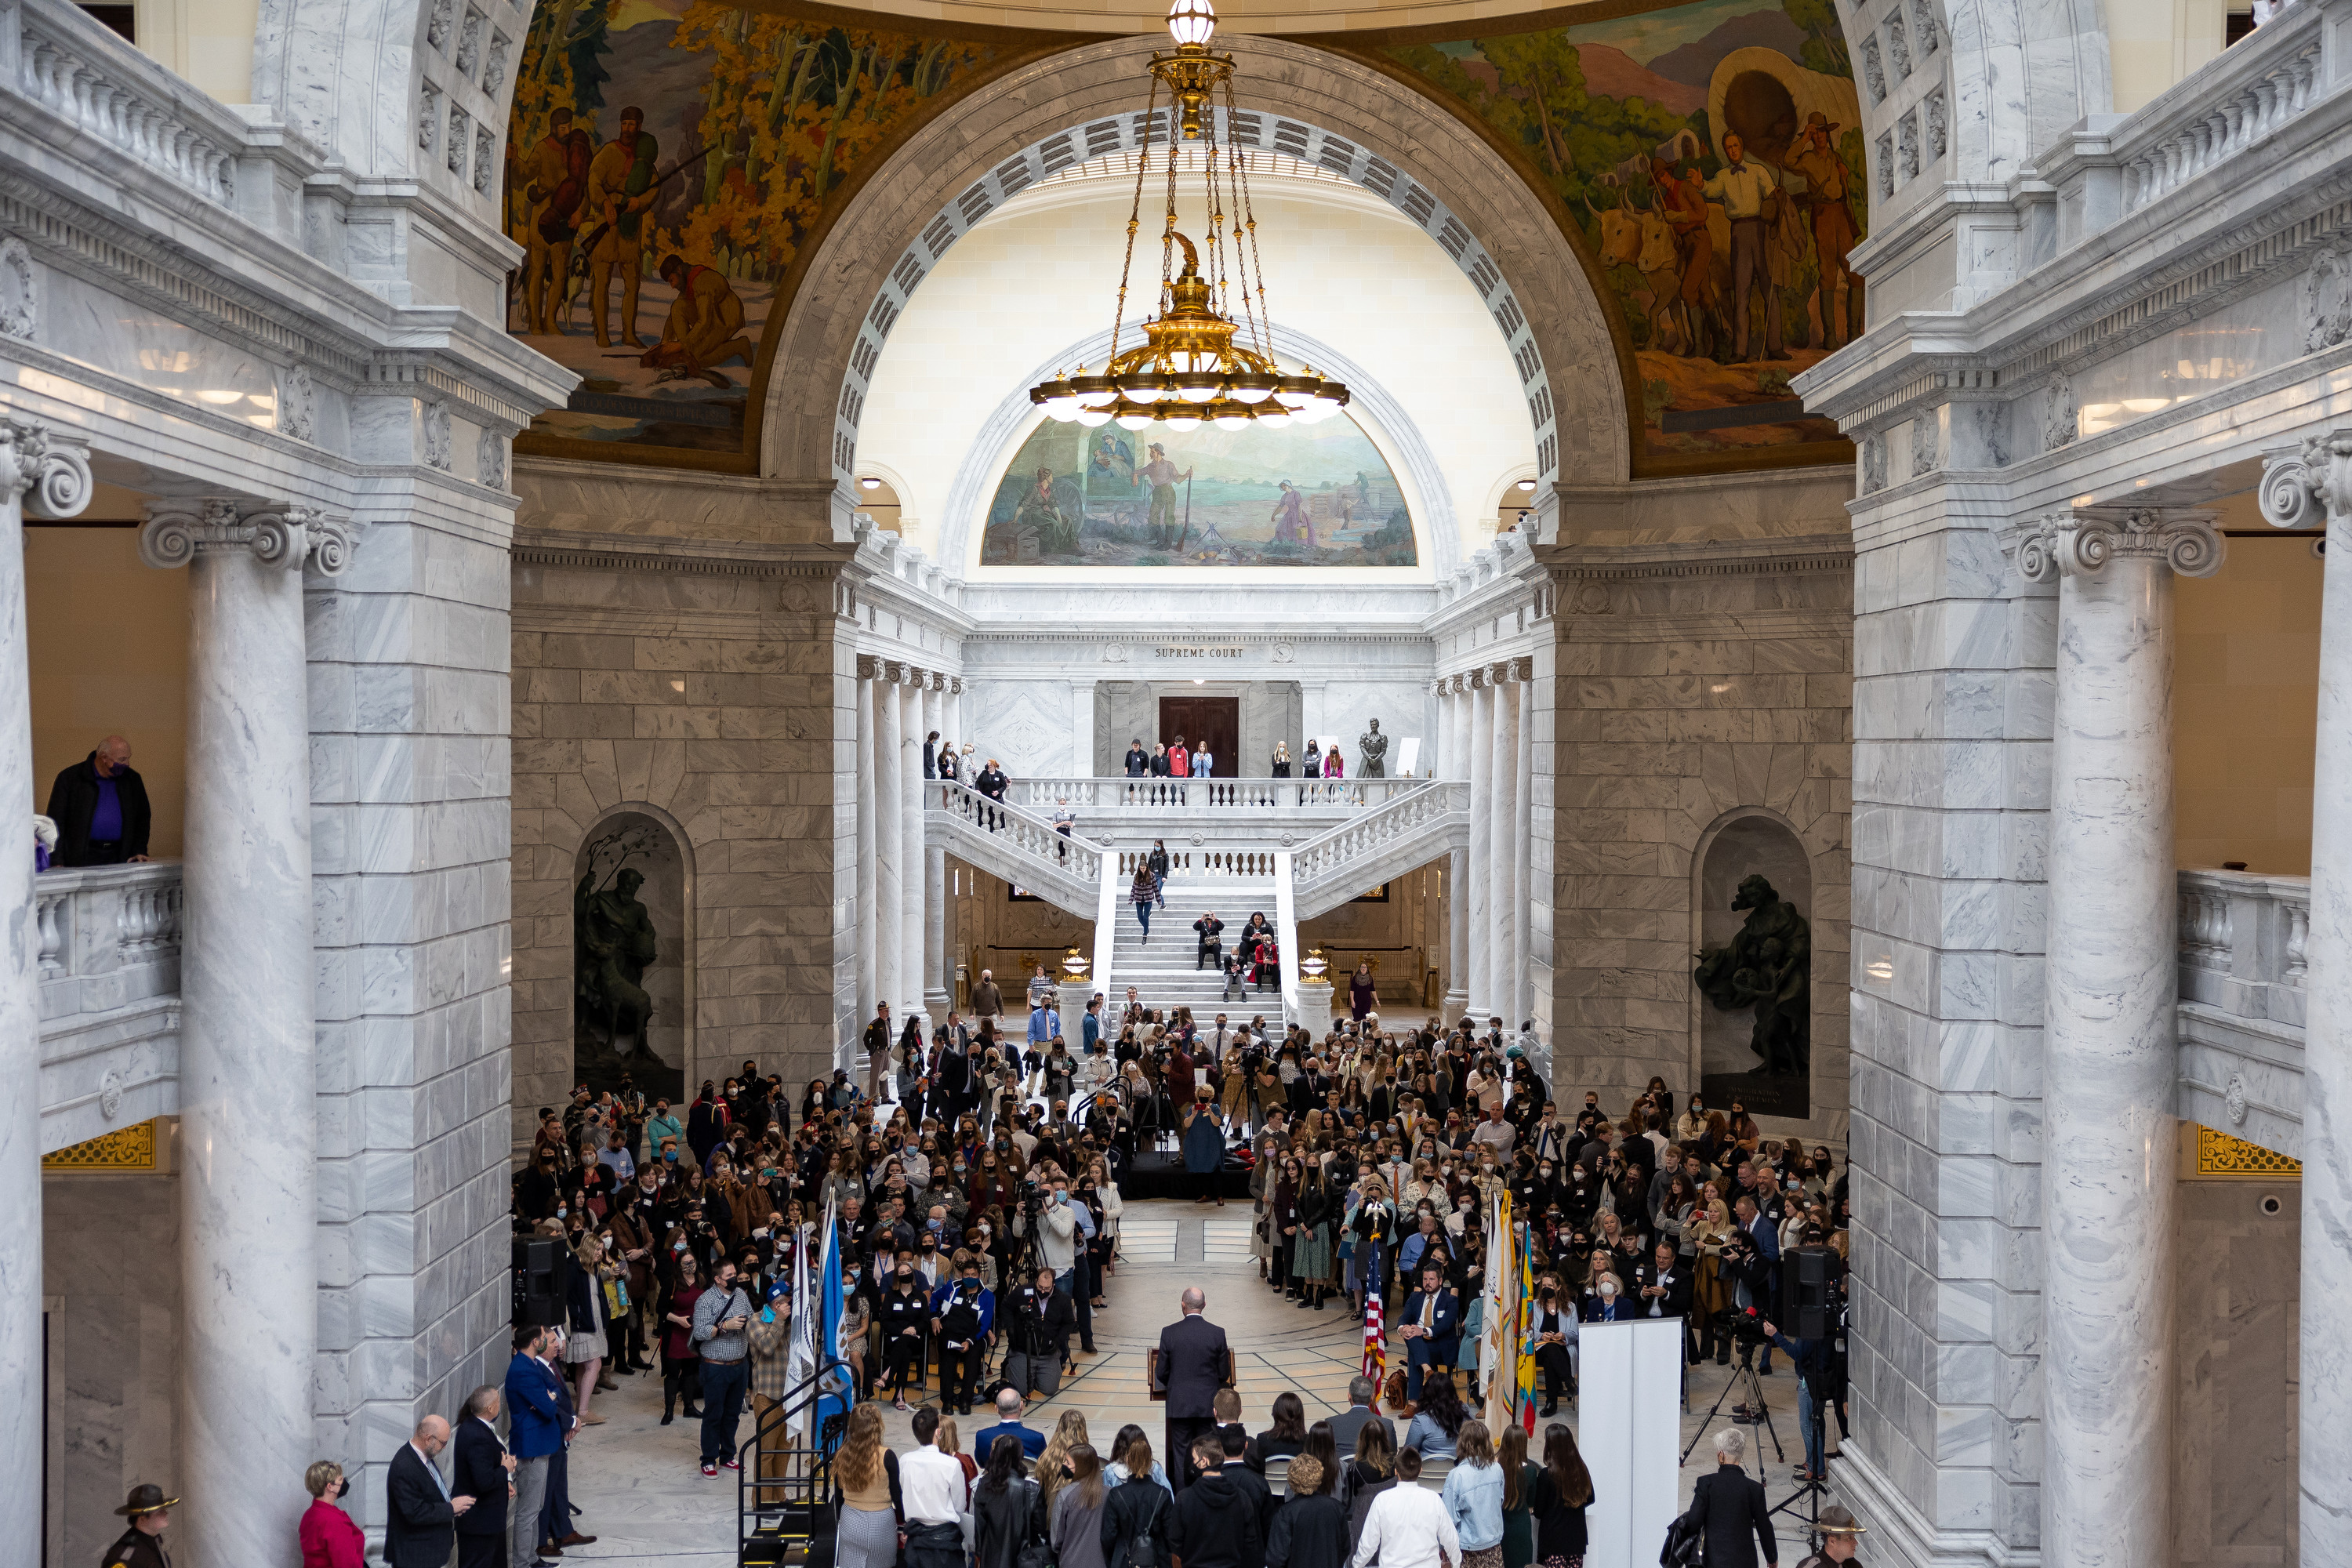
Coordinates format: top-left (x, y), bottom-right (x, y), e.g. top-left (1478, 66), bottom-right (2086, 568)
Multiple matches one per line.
top-left (1323, 1376), bottom-right (1395, 1462)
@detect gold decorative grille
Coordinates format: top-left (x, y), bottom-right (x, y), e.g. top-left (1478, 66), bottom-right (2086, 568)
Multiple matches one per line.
top-left (42, 1120), bottom-right (158, 1171)
top-left (2194, 1124), bottom-right (2301, 1179)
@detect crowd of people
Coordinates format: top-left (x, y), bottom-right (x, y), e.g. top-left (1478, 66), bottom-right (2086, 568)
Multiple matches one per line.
top-left (198, 965), bottom-right (1854, 1568)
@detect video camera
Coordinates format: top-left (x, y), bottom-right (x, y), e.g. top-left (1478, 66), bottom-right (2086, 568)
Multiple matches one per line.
top-left (1714, 1305), bottom-right (1771, 1345)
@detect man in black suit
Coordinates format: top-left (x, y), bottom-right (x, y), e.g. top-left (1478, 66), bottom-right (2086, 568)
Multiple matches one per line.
top-left (1323, 1376), bottom-right (1396, 1462)
top-left (1636, 1240), bottom-right (1696, 1359)
top-left (45, 735), bottom-right (152, 866)
top-left (1682, 1428), bottom-right (1778, 1568)
top-left (386, 1415), bottom-right (468, 1568)
top-left (452, 1385), bottom-right (514, 1568)
top-left (1147, 1286), bottom-right (1231, 1494)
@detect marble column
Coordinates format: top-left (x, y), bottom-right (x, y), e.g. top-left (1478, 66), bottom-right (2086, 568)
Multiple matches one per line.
top-left (1439, 678), bottom-right (1469, 1016)
top-left (924, 681), bottom-right (953, 1014)
top-left (1070, 679), bottom-right (1095, 779)
top-left (1490, 670), bottom-right (1521, 1029)
top-left (875, 667), bottom-right (904, 1022)
top-left (1515, 662), bottom-right (1534, 1028)
top-left (2259, 437), bottom-right (2352, 1567)
top-left (0, 421), bottom-right (90, 1541)
top-left (899, 677), bottom-right (926, 1018)
top-left (855, 659), bottom-right (878, 1033)
top-left (142, 498), bottom-right (354, 1568)
top-left (1467, 677), bottom-right (1495, 1017)
top-left (2016, 507), bottom-right (2220, 1568)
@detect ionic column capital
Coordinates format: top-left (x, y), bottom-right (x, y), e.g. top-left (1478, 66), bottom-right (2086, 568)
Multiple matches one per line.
top-left (140, 499), bottom-right (355, 576)
top-left (856, 655), bottom-right (880, 681)
top-left (0, 417), bottom-right (93, 519)
top-left (2013, 506), bottom-right (2223, 585)
top-left (2261, 428), bottom-right (2352, 526)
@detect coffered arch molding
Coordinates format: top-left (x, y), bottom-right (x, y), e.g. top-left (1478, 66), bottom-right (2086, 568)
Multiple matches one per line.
top-left (762, 33), bottom-right (1628, 509)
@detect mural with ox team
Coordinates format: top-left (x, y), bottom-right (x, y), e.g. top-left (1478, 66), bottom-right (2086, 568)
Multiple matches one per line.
top-left (502, 0), bottom-right (1860, 469)
top-left (1381, 0), bottom-right (1865, 458)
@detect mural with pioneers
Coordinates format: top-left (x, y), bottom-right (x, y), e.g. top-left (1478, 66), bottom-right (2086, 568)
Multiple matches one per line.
top-left (980, 414), bottom-right (1418, 568)
top-left (1385, 0), bottom-right (1866, 459)
top-left (503, 1), bottom-right (1003, 455)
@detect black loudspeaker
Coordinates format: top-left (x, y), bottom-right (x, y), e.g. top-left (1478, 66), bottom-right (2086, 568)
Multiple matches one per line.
top-left (512, 1237), bottom-right (572, 1327)
top-left (1780, 1244), bottom-right (1837, 1340)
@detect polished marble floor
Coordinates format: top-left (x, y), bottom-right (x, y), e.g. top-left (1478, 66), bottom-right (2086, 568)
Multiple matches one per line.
top-left (555, 1200), bottom-right (1838, 1563)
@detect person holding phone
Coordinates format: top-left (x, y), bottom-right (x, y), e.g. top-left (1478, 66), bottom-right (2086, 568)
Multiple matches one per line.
top-left (691, 1259), bottom-right (756, 1479)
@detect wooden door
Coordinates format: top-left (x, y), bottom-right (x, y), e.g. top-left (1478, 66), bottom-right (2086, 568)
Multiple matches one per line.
top-left (1157, 696), bottom-right (1239, 776)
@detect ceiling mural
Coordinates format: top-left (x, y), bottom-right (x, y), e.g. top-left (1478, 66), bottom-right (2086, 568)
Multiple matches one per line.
top-left (1353, 0), bottom-right (1864, 465)
top-left (503, 0), bottom-right (1860, 477)
top-left (503, 2), bottom-right (1051, 463)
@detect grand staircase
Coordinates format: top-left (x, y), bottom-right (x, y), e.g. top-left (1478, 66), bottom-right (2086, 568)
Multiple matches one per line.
top-left (919, 774), bottom-right (1472, 1029)
top-left (1107, 871), bottom-right (1290, 1031)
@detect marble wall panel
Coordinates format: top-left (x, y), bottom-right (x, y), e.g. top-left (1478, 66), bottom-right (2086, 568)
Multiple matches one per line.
top-left (2174, 1171), bottom-right (2300, 1568)
top-left (44, 1172), bottom-right (180, 1568)
top-left (1541, 541), bottom-right (1853, 1139)
top-left (511, 550), bottom-right (851, 1133)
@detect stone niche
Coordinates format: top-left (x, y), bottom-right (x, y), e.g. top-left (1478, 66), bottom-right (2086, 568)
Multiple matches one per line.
top-left (1693, 810), bottom-right (1814, 1119)
top-left (572, 808), bottom-right (692, 1101)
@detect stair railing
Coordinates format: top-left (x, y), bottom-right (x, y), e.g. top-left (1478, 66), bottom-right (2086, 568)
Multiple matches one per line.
top-left (735, 1354), bottom-right (855, 1566)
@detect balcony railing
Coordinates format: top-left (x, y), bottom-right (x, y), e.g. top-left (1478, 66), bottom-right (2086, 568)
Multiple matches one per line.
top-left (37, 858), bottom-right (183, 1022)
top-left (2176, 867), bottom-right (2308, 1028)
top-left (1008, 775), bottom-right (1437, 811)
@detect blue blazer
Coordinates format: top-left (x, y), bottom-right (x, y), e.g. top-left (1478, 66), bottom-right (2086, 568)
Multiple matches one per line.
top-left (505, 1352), bottom-right (565, 1459)
top-left (1399, 1288), bottom-right (1461, 1362)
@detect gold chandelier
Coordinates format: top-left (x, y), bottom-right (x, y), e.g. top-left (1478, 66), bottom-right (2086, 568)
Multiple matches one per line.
top-left (1029, 0), bottom-right (1348, 434)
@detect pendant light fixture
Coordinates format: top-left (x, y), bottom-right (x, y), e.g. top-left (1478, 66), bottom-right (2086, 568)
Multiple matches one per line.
top-left (1029, 0), bottom-right (1348, 431)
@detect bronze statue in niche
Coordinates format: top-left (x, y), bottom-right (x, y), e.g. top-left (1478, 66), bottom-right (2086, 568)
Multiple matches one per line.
top-left (1693, 873), bottom-right (1810, 1077)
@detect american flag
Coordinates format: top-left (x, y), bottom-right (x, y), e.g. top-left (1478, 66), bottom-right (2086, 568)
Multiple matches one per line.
top-left (1362, 1290), bottom-right (1386, 1381)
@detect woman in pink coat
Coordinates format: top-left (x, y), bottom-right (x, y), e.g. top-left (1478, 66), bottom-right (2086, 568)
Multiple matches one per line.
top-left (299, 1461), bottom-right (367, 1568)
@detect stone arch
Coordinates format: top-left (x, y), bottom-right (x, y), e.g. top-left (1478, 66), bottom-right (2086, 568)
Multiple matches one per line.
top-left (928, 319), bottom-right (1464, 578)
top-left (570, 801), bottom-right (698, 1104)
top-left (1480, 463), bottom-right (1541, 533)
top-left (763, 33), bottom-right (1627, 515)
top-left (1688, 804), bottom-right (1823, 1124)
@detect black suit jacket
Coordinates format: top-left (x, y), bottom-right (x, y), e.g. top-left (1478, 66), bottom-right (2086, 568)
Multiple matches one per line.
top-left (452, 1417), bottom-right (510, 1537)
top-left (384, 1443), bottom-right (458, 1567)
top-left (1323, 1403), bottom-right (1395, 1463)
top-left (1635, 1258), bottom-right (1695, 1320)
top-left (1685, 1465), bottom-right (1776, 1568)
top-left (1155, 1312), bottom-right (1230, 1418)
top-left (44, 755), bottom-right (151, 864)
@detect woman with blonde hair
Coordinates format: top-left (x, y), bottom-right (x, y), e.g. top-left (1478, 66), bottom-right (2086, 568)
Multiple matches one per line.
top-left (1443, 1421), bottom-right (1506, 1568)
top-left (298, 1459), bottom-right (365, 1568)
top-left (1690, 1194), bottom-right (1737, 1363)
top-left (832, 1404), bottom-right (902, 1568)
top-left (1037, 1410), bottom-right (1091, 1514)
top-left (564, 1235), bottom-right (615, 1423)
top-left (938, 1414), bottom-right (982, 1490)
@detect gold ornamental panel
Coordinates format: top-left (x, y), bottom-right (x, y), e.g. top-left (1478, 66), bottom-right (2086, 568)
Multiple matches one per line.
top-left (42, 1120), bottom-right (158, 1171)
top-left (2193, 1124), bottom-right (2301, 1179)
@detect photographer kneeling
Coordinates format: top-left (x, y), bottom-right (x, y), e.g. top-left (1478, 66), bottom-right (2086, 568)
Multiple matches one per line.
top-left (1001, 1266), bottom-right (1076, 1399)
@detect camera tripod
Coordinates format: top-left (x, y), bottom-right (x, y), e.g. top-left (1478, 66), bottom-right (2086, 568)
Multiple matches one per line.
top-left (1681, 1336), bottom-right (1784, 1465)
top-left (1769, 1454), bottom-right (1830, 1534)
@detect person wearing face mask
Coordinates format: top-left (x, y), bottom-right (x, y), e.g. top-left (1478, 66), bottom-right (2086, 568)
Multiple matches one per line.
top-left (880, 1258), bottom-right (931, 1412)
top-left (1530, 1279), bottom-right (1577, 1415)
top-left (1581, 1269), bottom-right (1629, 1323)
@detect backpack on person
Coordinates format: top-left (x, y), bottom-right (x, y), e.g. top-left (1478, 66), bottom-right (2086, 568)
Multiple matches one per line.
top-left (1120, 1487), bottom-right (1164, 1568)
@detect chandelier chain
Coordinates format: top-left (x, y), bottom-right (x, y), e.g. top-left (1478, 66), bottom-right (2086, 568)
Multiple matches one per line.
top-left (1108, 73), bottom-right (1161, 368)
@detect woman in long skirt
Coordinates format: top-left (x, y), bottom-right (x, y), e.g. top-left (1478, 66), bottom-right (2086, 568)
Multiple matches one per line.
top-left (1289, 1162), bottom-right (1337, 1310)
top-left (1181, 1089), bottom-right (1227, 1206)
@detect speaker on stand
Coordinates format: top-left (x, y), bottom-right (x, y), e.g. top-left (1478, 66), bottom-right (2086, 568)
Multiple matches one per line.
top-left (513, 1236), bottom-right (573, 1328)
top-left (1779, 1244), bottom-right (1837, 1341)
